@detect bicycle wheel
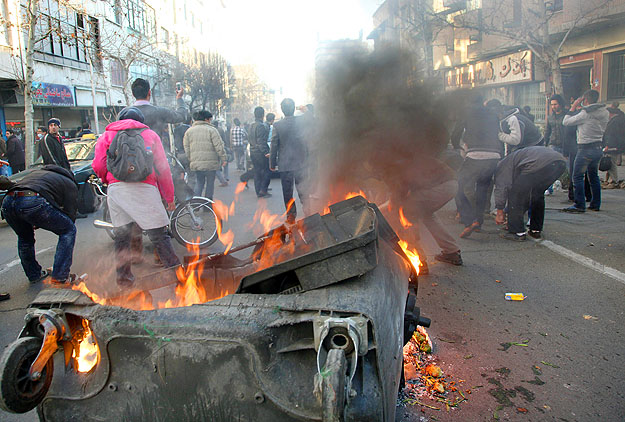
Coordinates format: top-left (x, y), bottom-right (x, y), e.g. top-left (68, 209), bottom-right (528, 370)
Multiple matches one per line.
top-left (170, 197), bottom-right (219, 247)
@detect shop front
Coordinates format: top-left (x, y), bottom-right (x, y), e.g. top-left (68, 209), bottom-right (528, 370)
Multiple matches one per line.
top-left (443, 50), bottom-right (547, 122)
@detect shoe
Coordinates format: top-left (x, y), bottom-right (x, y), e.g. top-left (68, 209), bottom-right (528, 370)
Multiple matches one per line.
top-left (257, 192), bottom-right (272, 198)
top-left (435, 251), bottom-right (463, 266)
top-left (76, 212), bottom-right (88, 219)
top-left (500, 232), bottom-right (527, 241)
top-left (544, 190), bottom-right (552, 196)
top-left (418, 260), bottom-right (429, 275)
top-left (267, 187), bottom-right (272, 191)
top-left (588, 206), bottom-right (600, 211)
top-left (0, 293), bottom-right (10, 301)
top-left (527, 230), bottom-right (541, 239)
top-left (49, 274), bottom-right (77, 284)
top-left (219, 182), bottom-right (228, 187)
top-left (562, 206), bottom-right (585, 213)
top-left (460, 221), bottom-right (481, 238)
top-left (29, 269), bottom-right (49, 283)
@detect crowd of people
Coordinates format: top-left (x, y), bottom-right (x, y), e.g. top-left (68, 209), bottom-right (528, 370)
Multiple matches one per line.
top-left (0, 81), bottom-right (623, 301)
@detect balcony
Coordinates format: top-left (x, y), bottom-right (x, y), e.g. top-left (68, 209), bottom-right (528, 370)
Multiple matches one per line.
top-left (437, 0), bottom-right (467, 15)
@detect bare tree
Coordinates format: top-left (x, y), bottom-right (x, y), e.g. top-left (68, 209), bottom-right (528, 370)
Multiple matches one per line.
top-left (425, 0), bottom-right (617, 95)
top-left (180, 51), bottom-right (230, 115)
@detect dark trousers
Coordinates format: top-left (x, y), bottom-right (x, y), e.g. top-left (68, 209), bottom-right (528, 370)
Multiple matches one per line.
top-left (10, 163), bottom-right (25, 174)
top-left (508, 161), bottom-right (566, 234)
top-left (2, 195), bottom-right (76, 281)
top-left (113, 223), bottom-right (180, 285)
top-left (194, 170), bottom-right (217, 200)
top-left (455, 158), bottom-right (499, 227)
top-left (250, 151), bottom-right (271, 196)
top-left (567, 151), bottom-right (591, 201)
top-left (280, 169), bottom-right (308, 219)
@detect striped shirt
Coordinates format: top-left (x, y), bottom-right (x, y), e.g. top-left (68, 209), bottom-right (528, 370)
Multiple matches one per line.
top-left (230, 126), bottom-right (247, 147)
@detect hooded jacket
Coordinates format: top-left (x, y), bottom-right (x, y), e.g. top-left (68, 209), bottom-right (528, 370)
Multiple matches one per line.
top-left (92, 119), bottom-right (175, 203)
top-left (563, 103), bottom-right (610, 145)
top-left (499, 110), bottom-right (544, 151)
top-left (7, 165), bottom-right (78, 220)
top-left (183, 121), bottom-right (227, 172)
top-left (450, 105), bottom-right (502, 155)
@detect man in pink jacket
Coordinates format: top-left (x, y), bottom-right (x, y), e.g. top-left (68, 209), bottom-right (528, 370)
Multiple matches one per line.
top-left (93, 107), bottom-right (180, 288)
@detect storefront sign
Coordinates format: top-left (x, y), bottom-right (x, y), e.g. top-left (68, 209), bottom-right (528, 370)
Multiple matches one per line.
top-left (31, 82), bottom-right (75, 107)
top-left (445, 51), bottom-right (533, 90)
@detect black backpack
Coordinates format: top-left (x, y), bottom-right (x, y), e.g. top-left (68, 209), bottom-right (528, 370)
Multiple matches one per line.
top-left (106, 129), bottom-right (154, 182)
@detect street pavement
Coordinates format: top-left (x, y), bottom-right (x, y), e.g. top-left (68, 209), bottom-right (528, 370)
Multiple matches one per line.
top-left (0, 174), bottom-right (624, 421)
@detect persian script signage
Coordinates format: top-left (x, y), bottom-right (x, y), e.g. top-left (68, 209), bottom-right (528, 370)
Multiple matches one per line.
top-left (445, 51), bottom-right (533, 90)
top-left (31, 82), bottom-right (75, 107)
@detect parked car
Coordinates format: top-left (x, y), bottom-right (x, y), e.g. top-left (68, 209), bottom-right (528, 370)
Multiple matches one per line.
top-left (0, 138), bottom-right (99, 216)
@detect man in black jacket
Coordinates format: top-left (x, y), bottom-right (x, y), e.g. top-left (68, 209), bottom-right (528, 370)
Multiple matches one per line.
top-left (602, 106), bottom-right (625, 186)
top-left (40, 118), bottom-right (70, 171)
top-left (1, 165), bottom-right (78, 289)
top-left (5, 129), bottom-right (25, 173)
top-left (450, 94), bottom-right (502, 238)
top-left (249, 106), bottom-right (271, 198)
top-left (132, 78), bottom-right (187, 151)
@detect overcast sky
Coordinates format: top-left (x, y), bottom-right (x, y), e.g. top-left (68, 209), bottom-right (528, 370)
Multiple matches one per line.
top-left (214, 0), bottom-right (381, 104)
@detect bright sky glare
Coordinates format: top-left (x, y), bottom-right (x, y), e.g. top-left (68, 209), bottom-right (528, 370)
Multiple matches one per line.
top-left (214, 0), bottom-right (380, 104)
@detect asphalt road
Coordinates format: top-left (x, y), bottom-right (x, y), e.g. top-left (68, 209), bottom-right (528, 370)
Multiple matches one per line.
top-left (1, 176), bottom-right (624, 422)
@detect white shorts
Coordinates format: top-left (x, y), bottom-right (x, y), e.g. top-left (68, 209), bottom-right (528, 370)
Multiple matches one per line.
top-left (107, 182), bottom-right (170, 230)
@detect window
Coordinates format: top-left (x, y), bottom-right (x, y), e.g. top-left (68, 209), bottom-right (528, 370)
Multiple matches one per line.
top-left (547, 0), bottom-right (563, 12)
top-left (607, 50), bottom-right (625, 100)
top-left (30, 0), bottom-right (94, 63)
top-left (515, 83), bottom-right (546, 123)
top-left (160, 27), bottom-right (169, 47)
top-left (110, 59), bottom-right (125, 86)
top-left (126, 0), bottom-right (154, 37)
top-left (1, 0), bottom-right (11, 45)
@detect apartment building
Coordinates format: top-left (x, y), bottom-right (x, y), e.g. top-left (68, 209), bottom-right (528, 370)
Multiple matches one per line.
top-left (370, 0), bottom-right (625, 121)
top-left (0, 0), bottom-right (223, 138)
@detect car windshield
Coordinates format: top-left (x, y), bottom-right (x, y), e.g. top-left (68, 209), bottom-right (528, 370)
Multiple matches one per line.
top-left (33, 139), bottom-right (96, 164)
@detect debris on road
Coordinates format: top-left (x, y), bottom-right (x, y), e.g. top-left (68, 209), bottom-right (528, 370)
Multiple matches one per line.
top-left (505, 293), bottom-right (526, 301)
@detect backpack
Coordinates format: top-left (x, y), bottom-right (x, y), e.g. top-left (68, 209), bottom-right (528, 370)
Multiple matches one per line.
top-left (106, 129), bottom-right (154, 182)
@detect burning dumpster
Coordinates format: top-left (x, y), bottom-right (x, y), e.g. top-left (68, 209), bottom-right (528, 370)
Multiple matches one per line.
top-left (0, 196), bottom-right (429, 421)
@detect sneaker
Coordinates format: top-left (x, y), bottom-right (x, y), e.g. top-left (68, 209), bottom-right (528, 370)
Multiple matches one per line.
top-left (0, 293), bottom-right (10, 301)
top-left (435, 251), bottom-right (463, 266)
top-left (460, 221), bottom-right (481, 238)
top-left (527, 230), bottom-right (541, 239)
top-left (562, 206), bottom-right (585, 213)
top-left (48, 273), bottom-right (77, 284)
top-left (29, 269), bottom-right (49, 283)
top-left (588, 206), bottom-right (600, 211)
top-left (500, 232), bottom-right (527, 241)
top-left (257, 192), bottom-right (272, 198)
top-left (219, 182), bottom-right (229, 187)
top-left (76, 212), bottom-right (88, 219)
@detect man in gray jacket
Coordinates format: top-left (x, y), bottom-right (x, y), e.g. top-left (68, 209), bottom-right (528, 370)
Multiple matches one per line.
top-left (495, 146), bottom-right (566, 241)
top-left (562, 89), bottom-right (609, 212)
top-left (270, 98), bottom-right (309, 223)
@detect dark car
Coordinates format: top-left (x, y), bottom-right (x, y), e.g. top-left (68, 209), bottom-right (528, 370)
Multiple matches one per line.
top-left (0, 138), bottom-right (99, 216)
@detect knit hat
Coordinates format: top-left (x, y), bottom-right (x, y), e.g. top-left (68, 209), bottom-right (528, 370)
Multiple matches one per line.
top-left (47, 118), bottom-right (61, 127)
top-left (117, 106), bottom-right (145, 123)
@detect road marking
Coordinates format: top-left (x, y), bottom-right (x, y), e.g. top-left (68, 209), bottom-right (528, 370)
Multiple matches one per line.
top-left (534, 239), bottom-right (625, 286)
top-left (0, 246), bottom-right (54, 275)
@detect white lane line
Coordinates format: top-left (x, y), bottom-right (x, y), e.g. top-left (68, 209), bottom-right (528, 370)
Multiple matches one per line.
top-left (534, 239), bottom-right (625, 286)
top-left (0, 246), bottom-right (54, 275)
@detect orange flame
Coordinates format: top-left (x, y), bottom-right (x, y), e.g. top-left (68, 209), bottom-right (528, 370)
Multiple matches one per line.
top-left (345, 190), bottom-right (366, 200)
top-left (73, 319), bottom-right (99, 373)
top-left (399, 207), bottom-right (413, 228)
top-left (398, 240), bottom-right (421, 275)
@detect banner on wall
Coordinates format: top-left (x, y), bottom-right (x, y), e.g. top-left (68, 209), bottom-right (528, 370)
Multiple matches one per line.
top-left (31, 82), bottom-right (75, 107)
top-left (445, 51), bottom-right (533, 90)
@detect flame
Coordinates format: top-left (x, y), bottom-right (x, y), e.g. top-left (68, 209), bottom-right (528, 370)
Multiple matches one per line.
top-left (398, 240), bottom-right (421, 275)
top-left (399, 207), bottom-right (413, 228)
top-left (345, 190), bottom-right (366, 200)
top-left (73, 319), bottom-right (99, 373)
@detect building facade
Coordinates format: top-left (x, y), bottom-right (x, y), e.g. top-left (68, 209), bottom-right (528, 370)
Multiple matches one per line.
top-left (369, 0), bottom-right (625, 122)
